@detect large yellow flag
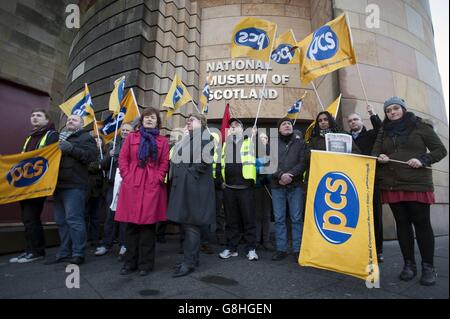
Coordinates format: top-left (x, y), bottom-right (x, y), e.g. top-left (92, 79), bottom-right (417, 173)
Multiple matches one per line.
top-left (163, 74), bottom-right (193, 117)
top-left (98, 89), bottom-right (140, 144)
top-left (298, 13), bottom-right (356, 84)
top-left (0, 143), bottom-right (62, 205)
top-left (231, 17), bottom-right (277, 62)
top-left (304, 94), bottom-right (341, 142)
top-left (271, 29), bottom-right (300, 64)
top-left (59, 84), bottom-right (95, 127)
top-left (109, 76), bottom-right (126, 115)
top-left (299, 150), bottom-right (378, 282)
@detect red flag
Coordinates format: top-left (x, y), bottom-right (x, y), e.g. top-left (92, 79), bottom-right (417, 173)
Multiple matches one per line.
top-left (220, 103), bottom-right (230, 144)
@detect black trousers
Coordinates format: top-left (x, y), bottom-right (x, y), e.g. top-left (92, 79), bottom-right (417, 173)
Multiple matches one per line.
top-left (215, 190), bottom-right (225, 233)
top-left (20, 197), bottom-right (46, 256)
top-left (223, 187), bottom-right (256, 252)
top-left (124, 223), bottom-right (156, 271)
top-left (373, 184), bottom-right (383, 254)
top-left (390, 201), bottom-right (434, 265)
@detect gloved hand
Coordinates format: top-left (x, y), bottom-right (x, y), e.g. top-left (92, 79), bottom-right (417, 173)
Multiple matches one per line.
top-left (59, 139), bottom-right (73, 153)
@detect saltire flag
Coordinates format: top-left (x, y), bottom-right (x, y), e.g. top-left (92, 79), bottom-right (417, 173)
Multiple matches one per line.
top-left (297, 13), bottom-right (356, 85)
top-left (200, 83), bottom-right (211, 114)
top-left (304, 94), bottom-right (341, 142)
top-left (109, 76), bottom-right (126, 115)
top-left (98, 89), bottom-right (140, 144)
top-left (286, 99), bottom-right (303, 119)
top-left (299, 150), bottom-right (378, 282)
top-left (271, 29), bottom-right (300, 64)
top-left (59, 84), bottom-right (95, 127)
top-left (163, 74), bottom-right (193, 118)
top-left (0, 143), bottom-right (62, 204)
top-left (230, 17), bottom-right (277, 62)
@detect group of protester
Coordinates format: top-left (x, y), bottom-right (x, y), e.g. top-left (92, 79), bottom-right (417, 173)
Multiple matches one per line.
top-left (8, 96), bottom-right (447, 286)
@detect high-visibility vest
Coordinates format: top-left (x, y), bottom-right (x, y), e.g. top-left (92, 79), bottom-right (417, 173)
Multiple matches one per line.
top-left (211, 132), bottom-right (220, 179)
top-left (22, 131), bottom-right (51, 153)
top-left (221, 137), bottom-right (256, 183)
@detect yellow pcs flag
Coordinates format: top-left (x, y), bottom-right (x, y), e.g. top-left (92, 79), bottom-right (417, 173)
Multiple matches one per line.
top-left (271, 29), bottom-right (300, 64)
top-left (98, 89), bottom-right (140, 144)
top-left (0, 143), bottom-right (62, 205)
top-left (304, 94), bottom-right (341, 142)
top-left (231, 17), bottom-right (277, 62)
top-left (59, 84), bottom-right (95, 127)
top-left (199, 83), bottom-right (211, 114)
top-left (109, 76), bottom-right (126, 115)
top-left (163, 74), bottom-right (193, 118)
top-left (298, 13), bottom-right (356, 84)
top-left (299, 150), bottom-right (378, 281)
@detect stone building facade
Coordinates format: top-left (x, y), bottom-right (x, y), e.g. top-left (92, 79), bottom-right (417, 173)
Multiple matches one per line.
top-left (0, 0), bottom-right (448, 239)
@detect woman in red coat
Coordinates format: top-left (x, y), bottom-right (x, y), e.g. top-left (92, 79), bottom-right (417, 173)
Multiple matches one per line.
top-left (115, 107), bottom-right (169, 276)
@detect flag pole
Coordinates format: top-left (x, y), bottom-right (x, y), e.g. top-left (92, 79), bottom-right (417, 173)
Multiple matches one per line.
top-left (345, 12), bottom-right (370, 106)
top-left (190, 99), bottom-right (202, 114)
top-left (108, 115), bottom-right (120, 179)
top-left (311, 80), bottom-right (325, 111)
top-left (290, 31), bottom-right (325, 112)
top-left (253, 24), bottom-right (278, 132)
top-left (93, 121), bottom-right (104, 161)
top-left (130, 87), bottom-right (141, 117)
top-left (84, 83), bottom-right (103, 161)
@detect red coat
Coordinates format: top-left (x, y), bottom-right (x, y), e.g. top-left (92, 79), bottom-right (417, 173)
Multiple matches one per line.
top-left (115, 131), bottom-right (169, 225)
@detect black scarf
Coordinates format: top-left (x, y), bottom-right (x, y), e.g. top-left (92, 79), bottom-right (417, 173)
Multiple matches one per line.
top-left (26, 123), bottom-right (56, 151)
top-left (383, 112), bottom-right (418, 145)
top-left (280, 132), bottom-right (293, 144)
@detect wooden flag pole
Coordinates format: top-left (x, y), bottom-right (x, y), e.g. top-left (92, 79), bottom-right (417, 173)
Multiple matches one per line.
top-left (311, 80), bottom-right (325, 111)
top-left (130, 87), bottom-right (141, 117)
top-left (108, 112), bottom-right (121, 179)
top-left (290, 31), bottom-right (325, 112)
top-left (253, 24), bottom-right (278, 132)
top-left (345, 12), bottom-right (370, 107)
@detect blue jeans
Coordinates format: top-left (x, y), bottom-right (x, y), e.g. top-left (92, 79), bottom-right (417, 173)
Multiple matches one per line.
top-left (271, 186), bottom-right (304, 253)
top-left (54, 188), bottom-right (87, 258)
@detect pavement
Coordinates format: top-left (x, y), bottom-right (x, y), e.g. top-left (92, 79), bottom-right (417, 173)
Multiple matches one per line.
top-left (0, 235), bottom-right (448, 299)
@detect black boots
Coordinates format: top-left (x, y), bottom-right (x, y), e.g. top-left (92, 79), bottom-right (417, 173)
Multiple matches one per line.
top-left (399, 260), bottom-right (417, 281)
top-left (420, 263), bottom-right (437, 286)
top-left (399, 260), bottom-right (437, 286)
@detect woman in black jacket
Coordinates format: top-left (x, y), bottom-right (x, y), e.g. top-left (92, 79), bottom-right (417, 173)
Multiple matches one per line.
top-left (372, 96), bottom-right (447, 286)
top-left (304, 111), bottom-right (359, 184)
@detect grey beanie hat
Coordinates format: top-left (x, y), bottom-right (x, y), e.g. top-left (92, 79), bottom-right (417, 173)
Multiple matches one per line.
top-left (384, 96), bottom-right (407, 112)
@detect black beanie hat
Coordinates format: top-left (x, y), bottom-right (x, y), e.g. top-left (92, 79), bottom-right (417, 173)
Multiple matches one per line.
top-left (277, 117), bottom-right (293, 130)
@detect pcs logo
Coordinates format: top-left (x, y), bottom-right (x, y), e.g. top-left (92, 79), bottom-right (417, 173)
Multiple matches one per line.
top-left (101, 108), bottom-right (125, 135)
top-left (314, 172), bottom-right (359, 244)
top-left (235, 28), bottom-right (269, 51)
top-left (173, 86), bottom-right (184, 105)
top-left (271, 44), bottom-right (295, 64)
top-left (307, 25), bottom-right (338, 61)
top-left (6, 157), bottom-right (49, 188)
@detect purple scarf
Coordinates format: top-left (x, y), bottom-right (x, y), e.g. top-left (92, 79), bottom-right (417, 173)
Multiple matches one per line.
top-left (138, 126), bottom-right (159, 167)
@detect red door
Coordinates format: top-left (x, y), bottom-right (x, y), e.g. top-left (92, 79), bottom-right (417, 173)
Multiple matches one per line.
top-left (0, 79), bottom-right (52, 224)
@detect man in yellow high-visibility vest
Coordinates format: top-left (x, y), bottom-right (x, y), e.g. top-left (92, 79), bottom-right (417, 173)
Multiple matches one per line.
top-left (216, 118), bottom-right (258, 261)
top-left (9, 108), bottom-right (59, 264)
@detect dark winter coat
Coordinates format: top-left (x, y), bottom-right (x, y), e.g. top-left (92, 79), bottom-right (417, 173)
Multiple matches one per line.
top-left (350, 114), bottom-right (382, 155)
top-left (167, 128), bottom-right (216, 226)
top-left (371, 112), bottom-right (447, 192)
top-left (271, 131), bottom-right (306, 188)
top-left (57, 129), bottom-right (98, 190)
